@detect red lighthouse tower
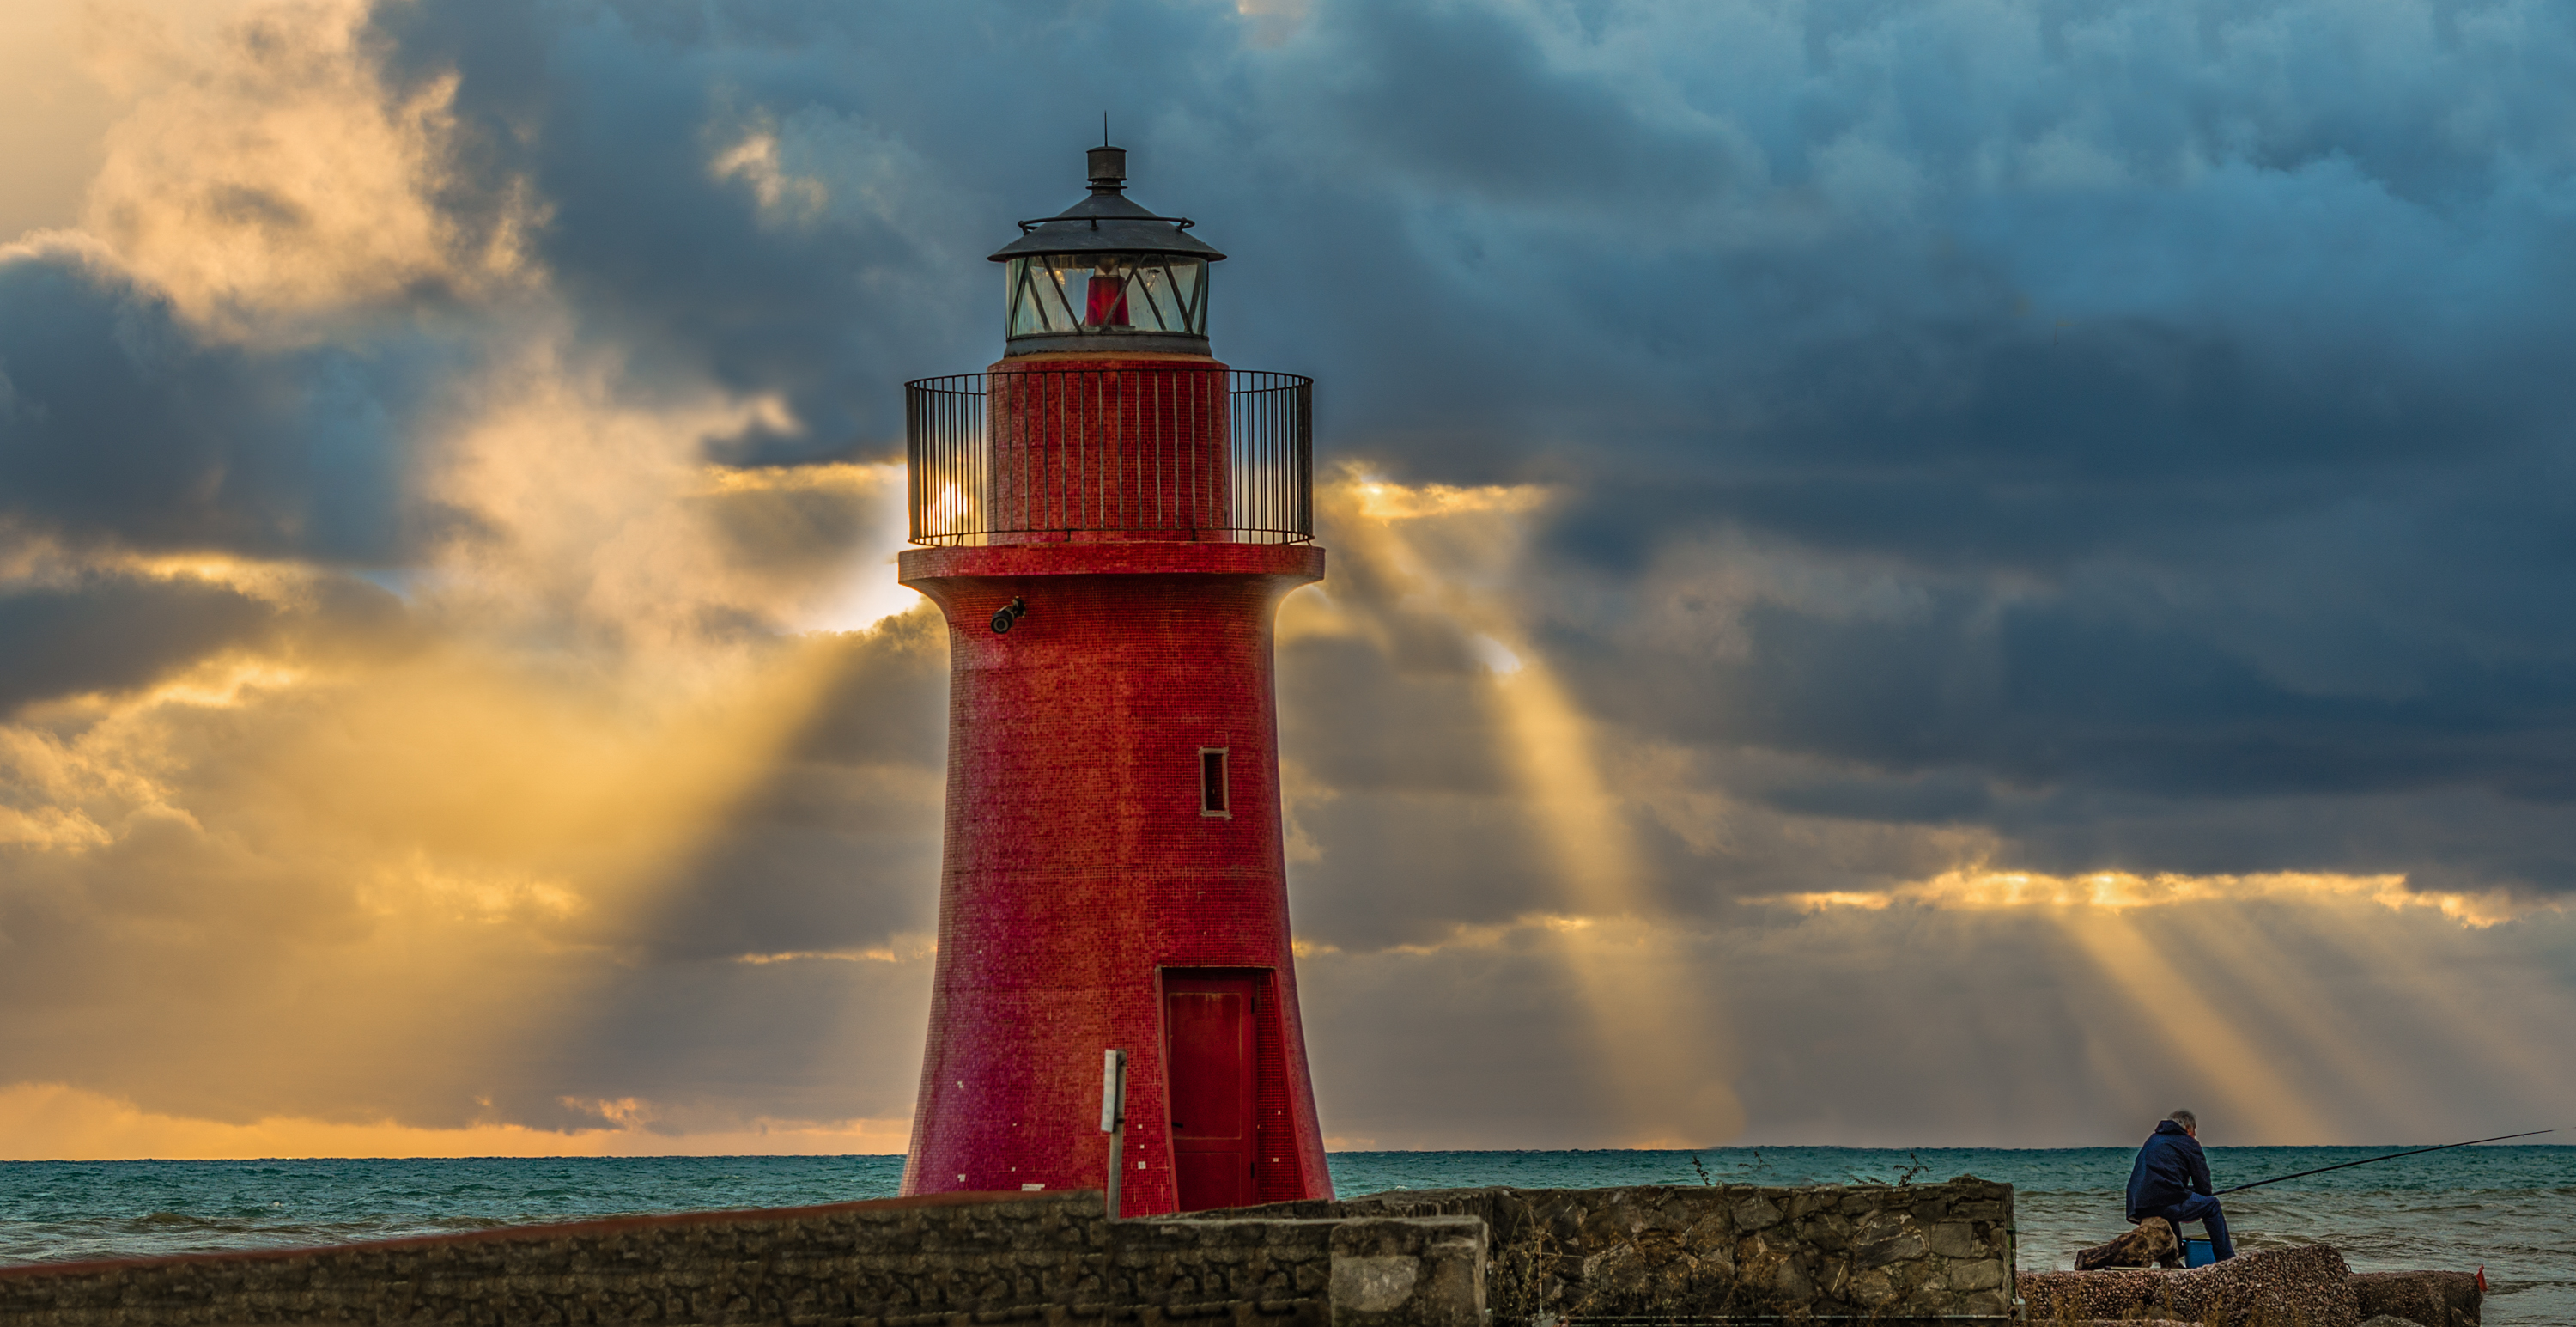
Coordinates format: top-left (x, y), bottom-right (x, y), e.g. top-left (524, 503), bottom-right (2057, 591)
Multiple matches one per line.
top-left (895, 145), bottom-right (1332, 1215)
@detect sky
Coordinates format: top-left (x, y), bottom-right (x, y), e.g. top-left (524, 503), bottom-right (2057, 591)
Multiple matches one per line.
top-left (3, 0), bottom-right (2575, 1160)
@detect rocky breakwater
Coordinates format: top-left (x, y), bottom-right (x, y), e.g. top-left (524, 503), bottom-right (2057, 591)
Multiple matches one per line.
top-left (1223, 1179), bottom-right (2015, 1323)
top-left (2020, 1245), bottom-right (2483, 1327)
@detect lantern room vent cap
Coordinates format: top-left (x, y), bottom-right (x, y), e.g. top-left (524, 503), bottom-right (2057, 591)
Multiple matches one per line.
top-left (988, 144), bottom-right (1225, 262)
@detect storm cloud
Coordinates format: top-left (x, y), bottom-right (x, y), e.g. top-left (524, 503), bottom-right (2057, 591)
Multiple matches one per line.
top-left (4, 0), bottom-right (2576, 1155)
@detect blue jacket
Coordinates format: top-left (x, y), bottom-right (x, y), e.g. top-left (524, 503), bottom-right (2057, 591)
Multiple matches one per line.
top-left (2125, 1120), bottom-right (2214, 1220)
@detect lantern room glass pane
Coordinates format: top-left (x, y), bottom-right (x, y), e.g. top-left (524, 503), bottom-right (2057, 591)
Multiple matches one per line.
top-left (1007, 255), bottom-right (1207, 339)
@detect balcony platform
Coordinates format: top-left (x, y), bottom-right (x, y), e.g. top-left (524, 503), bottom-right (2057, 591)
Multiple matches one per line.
top-left (899, 539), bottom-right (1323, 586)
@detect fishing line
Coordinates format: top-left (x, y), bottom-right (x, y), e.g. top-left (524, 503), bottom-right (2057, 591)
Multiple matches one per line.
top-left (2215, 1129), bottom-right (2554, 1195)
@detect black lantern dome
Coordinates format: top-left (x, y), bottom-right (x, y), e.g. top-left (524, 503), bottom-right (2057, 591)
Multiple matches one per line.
top-left (990, 146), bottom-right (1224, 356)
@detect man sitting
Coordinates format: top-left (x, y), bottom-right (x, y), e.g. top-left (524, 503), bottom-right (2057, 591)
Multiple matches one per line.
top-left (2125, 1110), bottom-right (2235, 1261)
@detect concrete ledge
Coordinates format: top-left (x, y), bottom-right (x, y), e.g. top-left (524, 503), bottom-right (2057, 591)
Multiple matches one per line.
top-left (1327, 1217), bottom-right (1485, 1327)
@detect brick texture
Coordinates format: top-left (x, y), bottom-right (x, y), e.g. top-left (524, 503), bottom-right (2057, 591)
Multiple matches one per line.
top-left (894, 348), bottom-right (1330, 1216)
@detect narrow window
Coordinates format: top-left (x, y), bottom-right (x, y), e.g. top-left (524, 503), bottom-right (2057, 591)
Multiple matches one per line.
top-left (1200, 749), bottom-right (1229, 817)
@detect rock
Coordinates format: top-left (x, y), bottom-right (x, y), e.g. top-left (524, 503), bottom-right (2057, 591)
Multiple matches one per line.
top-left (2362, 1317), bottom-right (2429, 1327)
top-left (1730, 1196), bottom-right (1783, 1232)
top-left (1853, 1225), bottom-right (1927, 1269)
top-left (2350, 1270), bottom-right (2482, 1327)
top-left (1795, 1211), bottom-right (1852, 1252)
top-left (2021, 1245), bottom-right (2361, 1327)
top-left (2075, 1216), bottom-right (2183, 1269)
top-left (1845, 1265), bottom-right (1899, 1307)
top-left (1959, 1288), bottom-right (2010, 1318)
top-left (2155, 1246), bottom-right (2361, 1327)
top-left (1945, 1258), bottom-right (2005, 1292)
top-left (2019, 1265), bottom-right (2167, 1322)
top-left (1927, 1220), bottom-right (1985, 1259)
top-left (1329, 1216), bottom-right (1488, 1327)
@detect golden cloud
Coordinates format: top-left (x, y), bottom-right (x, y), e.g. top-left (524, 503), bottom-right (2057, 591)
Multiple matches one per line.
top-left (2, 0), bottom-right (937, 1154)
top-left (0, 1083), bottom-right (910, 1161)
top-left (79, 0), bottom-right (538, 336)
top-left (1345, 473), bottom-right (1552, 521)
top-left (1749, 867), bottom-right (2556, 928)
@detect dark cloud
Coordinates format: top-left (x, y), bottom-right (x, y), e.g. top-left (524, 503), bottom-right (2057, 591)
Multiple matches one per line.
top-left (0, 574), bottom-right (280, 713)
top-left (0, 566), bottom-right (409, 715)
top-left (11, 0), bottom-right (2576, 1147)
top-left (0, 242), bottom-right (461, 562)
top-left (338, 0), bottom-right (2576, 854)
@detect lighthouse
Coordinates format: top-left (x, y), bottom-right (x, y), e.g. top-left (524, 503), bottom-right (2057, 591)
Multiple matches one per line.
top-left (895, 144), bottom-right (1333, 1215)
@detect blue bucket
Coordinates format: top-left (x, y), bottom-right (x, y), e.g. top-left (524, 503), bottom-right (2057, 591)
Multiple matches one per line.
top-left (2183, 1236), bottom-right (2216, 1268)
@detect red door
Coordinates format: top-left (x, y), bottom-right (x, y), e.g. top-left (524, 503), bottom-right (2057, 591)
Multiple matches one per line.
top-left (1163, 975), bottom-right (1255, 1211)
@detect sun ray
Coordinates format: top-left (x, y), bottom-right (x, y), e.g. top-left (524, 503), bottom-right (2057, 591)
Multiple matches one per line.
top-left (2054, 908), bottom-right (2331, 1141)
top-left (1325, 472), bottom-right (1741, 1146)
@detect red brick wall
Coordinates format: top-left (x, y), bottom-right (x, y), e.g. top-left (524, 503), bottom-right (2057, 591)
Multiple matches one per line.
top-left (982, 356), bottom-right (1233, 540)
top-left (896, 539), bottom-right (1331, 1215)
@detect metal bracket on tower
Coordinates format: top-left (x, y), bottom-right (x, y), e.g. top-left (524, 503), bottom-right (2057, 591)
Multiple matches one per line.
top-left (1100, 1049), bottom-right (1129, 1220)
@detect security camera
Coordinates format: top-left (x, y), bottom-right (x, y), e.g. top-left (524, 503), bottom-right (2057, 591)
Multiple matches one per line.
top-left (991, 597), bottom-right (1028, 634)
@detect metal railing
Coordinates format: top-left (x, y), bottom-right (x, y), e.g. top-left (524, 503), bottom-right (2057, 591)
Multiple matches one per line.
top-left (906, 367), bottom-right (1313, 545)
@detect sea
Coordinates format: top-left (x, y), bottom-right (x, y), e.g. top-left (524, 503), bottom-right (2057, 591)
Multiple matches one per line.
top-left (2, 1147), bottom-right (2567, 1324)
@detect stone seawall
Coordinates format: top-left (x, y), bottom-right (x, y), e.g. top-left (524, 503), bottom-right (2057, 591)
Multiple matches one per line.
top-left (2, 1175), bottom-right (2482, 1327)
top-left (1224, 1179), bottom-right (2019, 1323)
top-left (0, 1192), bottom-right (1485, 1327)
top-left (0, 1180), bottom-right (2013, 1324)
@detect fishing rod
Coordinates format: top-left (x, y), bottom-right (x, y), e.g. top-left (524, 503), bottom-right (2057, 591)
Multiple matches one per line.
top-left (2215, 1129), bottom-right (2554, 1195)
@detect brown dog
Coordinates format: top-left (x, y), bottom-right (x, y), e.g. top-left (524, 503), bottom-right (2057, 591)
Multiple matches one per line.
top-left (2075, 1215), bottom-right (2184, 1270)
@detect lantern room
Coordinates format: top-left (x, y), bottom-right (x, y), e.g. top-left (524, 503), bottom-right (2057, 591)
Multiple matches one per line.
top-left (991, 145), bottom-right (1225, 356)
